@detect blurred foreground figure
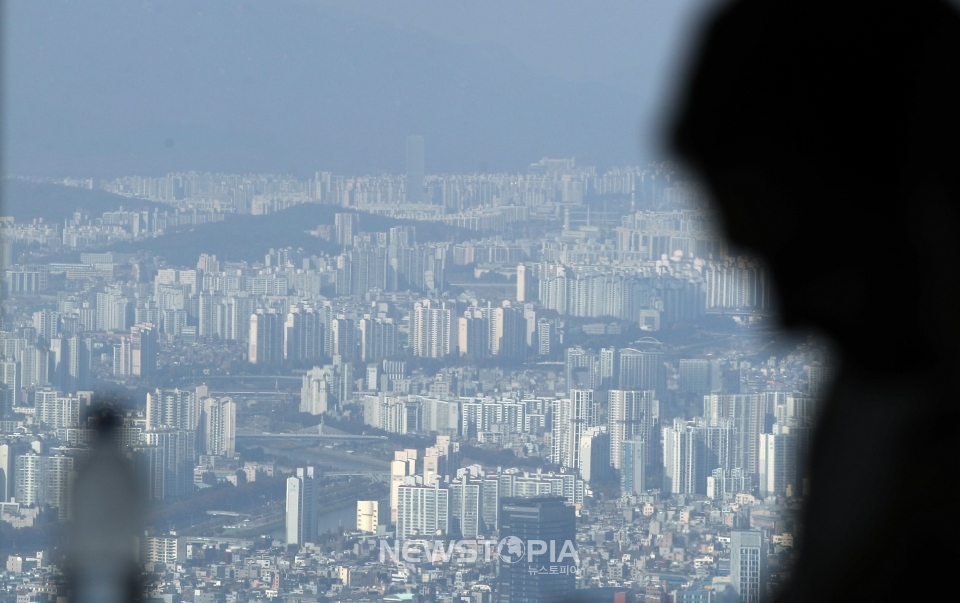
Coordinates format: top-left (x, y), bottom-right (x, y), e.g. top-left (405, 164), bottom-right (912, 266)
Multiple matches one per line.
top-left (67, 405), bottom-right (144, 603)
top-left (672, 1), bottom-right (960, 601)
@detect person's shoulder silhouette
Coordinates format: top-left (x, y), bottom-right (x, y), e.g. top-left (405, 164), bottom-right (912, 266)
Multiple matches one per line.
top-left (674, 0), bottom-right (960, 371)
top-left (672, 1), bottom-right (960, 601)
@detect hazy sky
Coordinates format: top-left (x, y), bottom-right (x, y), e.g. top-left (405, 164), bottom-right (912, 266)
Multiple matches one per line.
top-left (341, 0), bottom-right (709, 97)
top-left (3, 0), bottom-right (717, 178)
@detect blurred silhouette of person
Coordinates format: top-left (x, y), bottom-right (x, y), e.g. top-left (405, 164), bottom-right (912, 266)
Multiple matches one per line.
top-left (671, 0), bottom-right (960, 601)
top-left (66, 403), bottom-right (144, 603)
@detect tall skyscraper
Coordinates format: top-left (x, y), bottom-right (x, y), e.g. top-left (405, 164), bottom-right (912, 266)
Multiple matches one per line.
top-left (358, 317), bottom-right (398, 362)
top-left (449, 475), bottom-right (481, 538)
top-left (14, 452), bottom-right (74, 521)
top-left (300, 366), bottom-right (333, 415)
top-left (679, 358), bottom-right (715, 396)
top-left (618, 348), bottom-right (666, 395)
top-left (14, 452), bottom-right (45, 507)
top-left (51, 335), bottom-right (91, 392)
top-left (32, 309), bottom-right (60, 341)
top-left (553, 389), bottom-right (597, 470)
top-left (329, 317), bottom-right (357, 361)
top-left (146, 388), bottom-right (200, 432)
top-left (730, 530), bottom-right (765, 603)
top-left (480, 474), bottom-right (499, 533)
top-left (662, 418), bottom-right (702, 495)
top-left (0, 359), bottom-right (21, 403)
top-left (406, 135), bottom-right (425, 204)
top-left (285, 307), bottom-right (325, 362)
top-left (458, 310), bottom-right (488, 358)
top-left (141, 429), bottom-right (196, 499)
top-left (536, 318), bottom-right (553, 357)
top-left (0, 444), bottom-right (13, 502)
top-left (249, 310), bottom-right (284, 364)
top-left (130, 322), bottom-right (158, 377)
top-left (492, 304), bottom-right (525, 358)
top-left (700, 418), bottom-right (736, 477)
top-left (390, 454), bottom-right (413, 524)
top-left (202, 396), bottom-right (236, 458)
top-left (334, 213), bottom-right (359, 247)
top-left (608, 390), bottom-right (658, 470)
top-left (496, 497), bottom-right (577, 603)
top-left (621, 438), bottom-right (648, 495)
top-left (286, 467), bottom-right (319, 546)
top-left (411, 300), bottom-right (455, 358)
top-left (578, 425), bottom-right (611, 483)
top-left (44, 454), bottom-right (74, 521)
top-left (564, 346), bottom-right (598, 393)
top-left (197, 293), bottom-right (222, 339)
top-left (759, 426), bottom-right (798, 498)
top-left (516, 264), bottom-right (527, 302)
top-left (703, 394), bottom-right (765, 476)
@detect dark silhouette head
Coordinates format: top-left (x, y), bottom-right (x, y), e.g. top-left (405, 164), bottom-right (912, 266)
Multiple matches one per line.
top-left (68, 396), bottom-right (144, 603)
top-left (672, 0), bottom-right (960, 373)
top-left (88, 403), bottom-right (123, 438)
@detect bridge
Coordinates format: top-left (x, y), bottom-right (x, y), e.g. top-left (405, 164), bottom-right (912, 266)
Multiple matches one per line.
top-left (236, 432), bottom-right (387, 441)
top-left (325, 471), bottom-right (390, 481)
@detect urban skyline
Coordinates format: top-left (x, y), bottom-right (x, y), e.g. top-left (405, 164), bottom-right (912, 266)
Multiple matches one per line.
top-left (0, 145), bottom-right (824, 603)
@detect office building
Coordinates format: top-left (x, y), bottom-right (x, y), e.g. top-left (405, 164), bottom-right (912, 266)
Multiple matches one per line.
top-left (730, 530), bottom-right (765, 603)
top-left (621, 438), bottom-right (648, 496)
top-left (496, 497), bottom-right (577, 603)
top-left (578, 426), bottom-right (611, 483)
top-left (286, 467), bottom-right (319, 546)
top-left (131, 322), bottom-right (158, 377)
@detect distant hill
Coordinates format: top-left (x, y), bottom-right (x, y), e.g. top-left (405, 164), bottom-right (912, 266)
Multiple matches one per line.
top-left (102, 203), bottom-right (475, 266)
top-left (1, 179), bottom-right (165, 223)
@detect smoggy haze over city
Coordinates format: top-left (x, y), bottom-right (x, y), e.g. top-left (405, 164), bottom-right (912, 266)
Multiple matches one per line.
top-left (3, 0), bottom-right (710, 178)
top-left (0, 2), bottom-right (844, 603)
